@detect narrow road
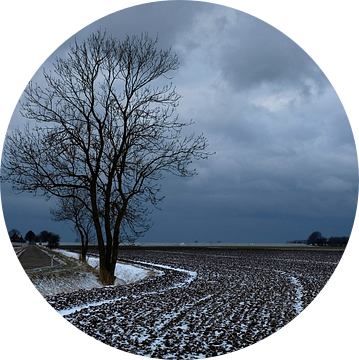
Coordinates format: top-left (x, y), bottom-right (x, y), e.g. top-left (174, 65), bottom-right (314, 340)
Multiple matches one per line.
top-left (18, 245), bottom-right (60, 270)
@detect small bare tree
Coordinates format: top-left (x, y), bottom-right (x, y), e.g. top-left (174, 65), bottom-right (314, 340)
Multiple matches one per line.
top-left (2, 31), bottom-right (211, 284)
top-left (51, 188), bottom-right (150, 262)
top-left (50, 192), bottom-right (95, 263)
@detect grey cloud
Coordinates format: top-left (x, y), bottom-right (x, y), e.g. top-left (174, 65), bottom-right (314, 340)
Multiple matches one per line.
top-left (2, 1), bottom-right (357, 244)
top-left (219, 12), bottom-right (329, 95)
top-left (25, 1), bottom-right (206, 86)
top-left (71, 1), bottom-right (207, 49)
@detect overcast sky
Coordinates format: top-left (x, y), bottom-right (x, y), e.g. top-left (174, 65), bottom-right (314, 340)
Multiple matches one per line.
top-left (1, 1), bottom-right (358, 244)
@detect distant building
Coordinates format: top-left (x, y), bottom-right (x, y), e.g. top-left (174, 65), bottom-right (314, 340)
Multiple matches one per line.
top-left (10, 233), bottom-right (26, 244)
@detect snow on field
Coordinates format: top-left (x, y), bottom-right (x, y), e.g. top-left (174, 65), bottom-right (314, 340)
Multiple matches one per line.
top-left (58, 259), bottom-right (197, 317)
top-left (55, 249), bottom-right (150, 285)
top-left (29, 249), bottom-right (151, 296)
top-left (32, 268), bottom-right (102, 296)
top-left (44, 248), bottom-right (343, 359)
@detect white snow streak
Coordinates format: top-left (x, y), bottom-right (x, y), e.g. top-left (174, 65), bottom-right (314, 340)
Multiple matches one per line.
top-left (274, 269), bottom-right (304, 315)
top-left (58, 259), bottom-right (198, 317)
top-left (56, 253), bottom-right (306, 318)
top-left (54, 249), bottom-right (150, 285)
top-left (289, 275), bottom-right (304, 314)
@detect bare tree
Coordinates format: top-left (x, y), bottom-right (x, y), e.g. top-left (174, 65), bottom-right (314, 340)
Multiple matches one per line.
top-left (51, 188), bottom-right (143, 262)
top-left (2, 31), bottom-right (211, 284)
top-left (51, 192), bottom-right (95, 263)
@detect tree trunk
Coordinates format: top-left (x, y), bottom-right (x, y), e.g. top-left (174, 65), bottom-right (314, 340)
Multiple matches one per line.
top-left (77, 228), bottom-right (87, 263)
top-left (80, 239), bottom-right (88, 263)
top-left (97, 212), bottom-right (123, 285)
top-left (99, 263), bottom-right (116, 285)
top-left (98, 238), bottom-right (119, 285)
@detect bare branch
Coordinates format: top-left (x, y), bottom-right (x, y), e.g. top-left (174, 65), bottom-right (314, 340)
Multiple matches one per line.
top-left (2, 31), bottom-right (213, 285)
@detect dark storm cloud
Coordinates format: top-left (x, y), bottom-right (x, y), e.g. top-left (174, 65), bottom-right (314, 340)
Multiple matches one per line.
top-left (55, 1), bottom-right (208, 54)
top-left (2, 1), bottom-right (357, 243)
top-left (219, 15), bottom-right (329, 94)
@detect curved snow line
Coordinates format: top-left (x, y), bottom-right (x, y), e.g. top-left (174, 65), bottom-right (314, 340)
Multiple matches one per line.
top-left (236, 264), bottom-right (305, 316)
top-left (59, 297), bottom-right (127, 316)
top-left (125, 259), bottom-right (197, 285)
top-left (289, 275), bottom-right (304, 314)
top-left (274, 270), bottom-right (303, 315)
top-left (58, 260), bottom-right (197, 317)
top-left (138, 261), bottom-right (304, 317)
top-left (58, 258), bottom-right (304, 318)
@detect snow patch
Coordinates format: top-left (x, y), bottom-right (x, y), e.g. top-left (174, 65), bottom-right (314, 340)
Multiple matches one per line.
top-left (54, 249), bottom-right (149, 285)
top-left (57, 258), bottom-right (198, 317)
top-left (29, 249), bottom-right (151, 296)
top-left (289, 275), bottom-right (304, 314)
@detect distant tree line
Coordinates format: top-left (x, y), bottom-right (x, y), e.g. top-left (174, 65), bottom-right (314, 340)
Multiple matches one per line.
top-left (26, 230), bottom-right (60, 249)
top-left (9, 228), bottom-right (60, 249)
top-left (287, 231), bottom-right (349, 247)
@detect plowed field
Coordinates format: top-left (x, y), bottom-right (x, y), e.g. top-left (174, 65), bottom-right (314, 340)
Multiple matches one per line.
top-left (46, 247), bottom-right (342, 359)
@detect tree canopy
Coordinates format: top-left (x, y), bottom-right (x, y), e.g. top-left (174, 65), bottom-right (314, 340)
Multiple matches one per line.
top-left (2, 31), bottom-right (211, 284)
top-left (25, 230), bottom-right (36, 243)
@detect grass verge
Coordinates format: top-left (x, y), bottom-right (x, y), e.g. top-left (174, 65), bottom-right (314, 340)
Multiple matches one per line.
top-left (25, 248), bottom-right (101, 296)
